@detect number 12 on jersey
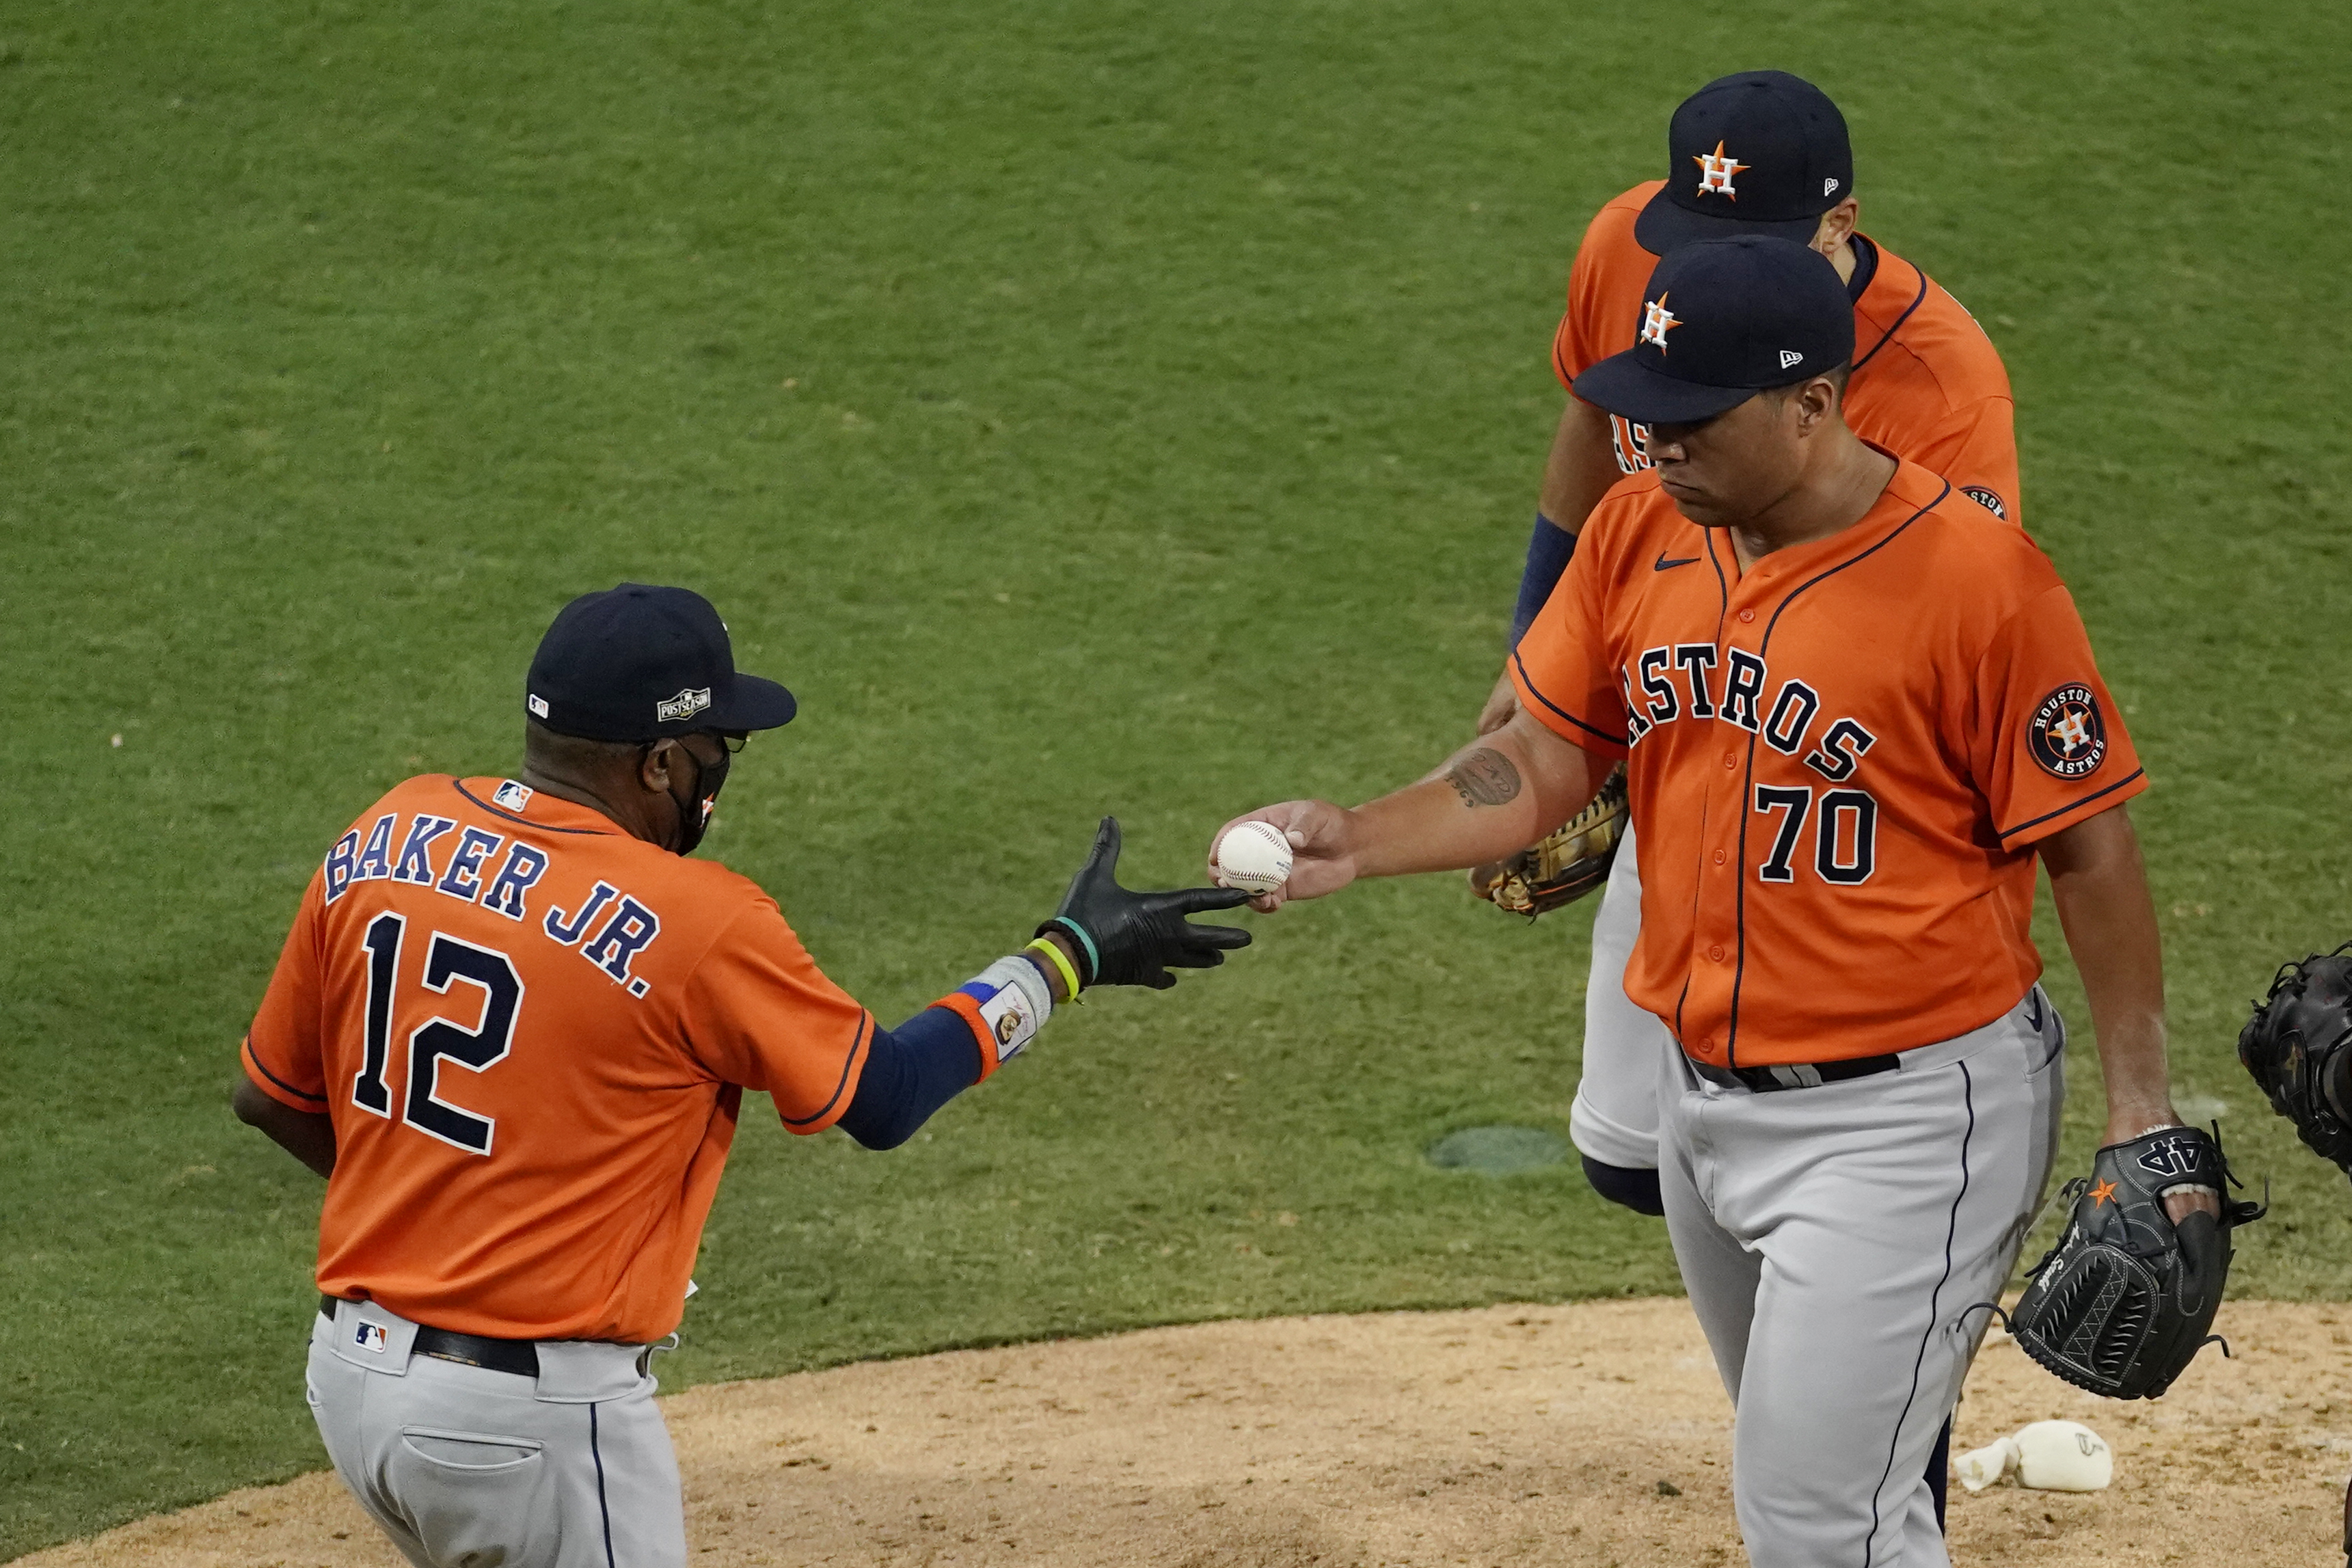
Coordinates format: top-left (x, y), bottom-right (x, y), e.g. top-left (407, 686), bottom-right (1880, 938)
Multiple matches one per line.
top-left (351, 913), bottom-right (525, 1155)
top-left (1753, 784), bottom-right (1878, 885)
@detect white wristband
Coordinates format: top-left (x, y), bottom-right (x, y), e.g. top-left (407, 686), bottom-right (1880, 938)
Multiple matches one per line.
top-left (962, 954), bottom-right (1053, 1065)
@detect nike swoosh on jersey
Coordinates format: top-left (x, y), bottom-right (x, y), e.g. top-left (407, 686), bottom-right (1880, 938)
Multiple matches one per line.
top-left (1653, 550), bottom-right (1701, 571)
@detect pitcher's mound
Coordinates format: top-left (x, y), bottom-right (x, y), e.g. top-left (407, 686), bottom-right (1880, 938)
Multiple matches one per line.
top-left (15, 1299), bottom-right (2351, 1566)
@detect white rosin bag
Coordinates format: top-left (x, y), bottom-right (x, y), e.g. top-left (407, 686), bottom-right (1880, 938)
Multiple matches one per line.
top-left (1954, 1420), bottom-right (2113, 1493)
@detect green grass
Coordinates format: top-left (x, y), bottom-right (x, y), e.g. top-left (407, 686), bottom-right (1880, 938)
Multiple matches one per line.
top-left (3, 0), bottom-right (2349, 1555)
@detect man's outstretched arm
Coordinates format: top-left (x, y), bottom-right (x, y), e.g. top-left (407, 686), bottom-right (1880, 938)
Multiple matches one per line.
top-left (1211, 708), bottom-right (1603, 910)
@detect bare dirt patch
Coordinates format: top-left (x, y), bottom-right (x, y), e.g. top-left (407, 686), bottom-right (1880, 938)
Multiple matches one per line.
top-left (16, 1298), bottom-right (2352, 1566)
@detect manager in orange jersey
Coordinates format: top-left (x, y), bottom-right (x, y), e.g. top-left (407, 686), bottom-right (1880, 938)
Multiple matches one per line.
top-left (1218, 239), bottom-right (2213, 1567)
top-left (1480, 71), bottom-right (2021, 1215)
top-left (232, 584), bottom-right (1250, 1568)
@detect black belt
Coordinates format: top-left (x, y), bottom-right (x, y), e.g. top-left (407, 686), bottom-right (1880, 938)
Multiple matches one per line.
top-left (320, 1295), bottom-right (541, 1378)
top-left (1691, 1053), bottom-right (1901, 1092)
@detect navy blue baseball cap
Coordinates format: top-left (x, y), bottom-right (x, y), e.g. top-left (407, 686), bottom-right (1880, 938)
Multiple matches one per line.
top-left (1573, 236), bottom-right (1854, 426)
top-left (1634, 71), bottom-right (1853, 254)
top-left (526, 584), bottom-right (796, 742)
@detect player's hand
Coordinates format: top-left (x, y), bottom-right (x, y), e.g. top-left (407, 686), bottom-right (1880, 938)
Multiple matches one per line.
top-left (1208, 800), bottom-right (1355, 913)
top-left (2103, 1113), bottom-right (2225, 1225)
top-left (1040, 817), bottom-right (1252, 990)
top-left (1476, 667), bottom-right (1520, 736)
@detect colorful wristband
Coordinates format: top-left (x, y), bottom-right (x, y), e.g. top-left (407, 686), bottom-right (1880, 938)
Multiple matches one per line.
top-left (1046, 916), bottom-right (1100, 986)
top-left (1026, 936), bottom-right (1083, 1000)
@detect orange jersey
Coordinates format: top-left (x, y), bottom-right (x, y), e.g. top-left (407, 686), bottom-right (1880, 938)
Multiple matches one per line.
top-left (1552, 181), bottom-right (2022, 525)
top-left (1510, 459), bottom-right (2145, 1068)
top-left (241, 775), bottom-right (879, 1343)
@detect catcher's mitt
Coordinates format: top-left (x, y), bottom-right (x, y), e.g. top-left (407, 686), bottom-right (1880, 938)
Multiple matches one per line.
top-left (1468, 762), bottom-right (1627, 917)
top-left (2238, 943), bottom-right (2352, 1173)
top-left (2005, 1125), bottom-right (2263, 1400)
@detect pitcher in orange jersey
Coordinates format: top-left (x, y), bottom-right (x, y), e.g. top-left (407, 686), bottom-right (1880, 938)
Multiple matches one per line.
top-left (1484, 71), bottom-right (2025, 1219)
top-left (233, 583), bottom-right (1250, 1568)
top-left (1216, 241), bottom-right (2211, 1567)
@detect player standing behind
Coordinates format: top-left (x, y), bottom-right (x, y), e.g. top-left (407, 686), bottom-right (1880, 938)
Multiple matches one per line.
top-left (232, 583), bottom-right (1250, 1568)
top-left (1215, 240), bottom-right (2221, 1566)
top-left (1476, 70), bottom-right (2021, 1224)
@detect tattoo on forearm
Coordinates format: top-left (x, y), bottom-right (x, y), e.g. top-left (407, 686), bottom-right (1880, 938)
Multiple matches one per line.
top-left (1444, 748), bottom-right (1523, 809)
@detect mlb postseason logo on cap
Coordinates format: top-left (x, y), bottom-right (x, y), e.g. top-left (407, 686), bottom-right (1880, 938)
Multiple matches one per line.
top-left (528, 694), bottom-right (550, 718)
top-left (655, 686), bottom-right (712, 725)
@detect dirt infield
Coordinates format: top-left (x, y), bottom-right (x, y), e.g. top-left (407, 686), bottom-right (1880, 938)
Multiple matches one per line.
top-left (17, 1298), bottom-right (2352, 1567)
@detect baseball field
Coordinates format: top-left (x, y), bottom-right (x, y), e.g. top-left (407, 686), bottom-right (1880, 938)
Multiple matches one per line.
top-left (3, 1), bottom-right (2347, 1562)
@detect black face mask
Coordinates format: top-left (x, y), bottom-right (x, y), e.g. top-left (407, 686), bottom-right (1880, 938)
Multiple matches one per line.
top-left (664, 740), bottom-right (731, 856)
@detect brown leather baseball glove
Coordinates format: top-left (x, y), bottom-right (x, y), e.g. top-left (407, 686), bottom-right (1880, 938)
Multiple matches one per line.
top-left (1468, 763), bottom-right (1627, 918)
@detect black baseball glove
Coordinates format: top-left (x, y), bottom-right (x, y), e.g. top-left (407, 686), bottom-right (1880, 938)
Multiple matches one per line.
top-left (1040, 817), bottom-right (1252, 990)
top-left (2006, 1125), bottom-right (2262, 1399)
top-left (2239, 943), bottom-right (2352, 1173)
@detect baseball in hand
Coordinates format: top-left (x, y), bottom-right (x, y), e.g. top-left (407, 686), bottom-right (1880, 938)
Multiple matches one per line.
top-left (1214, 820), bottom-right (1294, 897)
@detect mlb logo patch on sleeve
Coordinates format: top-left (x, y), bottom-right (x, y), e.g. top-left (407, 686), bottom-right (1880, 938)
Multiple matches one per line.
top-left (353, 1321), bottom-right (388, 1354)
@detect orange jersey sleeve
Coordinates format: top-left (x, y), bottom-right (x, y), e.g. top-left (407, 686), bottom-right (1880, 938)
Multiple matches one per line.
top-left (243, 873), bottom-right (332, 1112)
top-left (1509, 481), bottom-right (1641, 759)
top-left (677, 900), bottom-right (872, 1133)
top-left (1550, 182), bottom-right (1663, 391)
top-left (1971, 583), bottom-right (2148, 847)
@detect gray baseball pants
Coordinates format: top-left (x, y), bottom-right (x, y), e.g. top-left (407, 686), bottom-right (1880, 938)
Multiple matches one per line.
top-left (307, 1298), bottom-right (686, 1568)
top-left (1568, 820), bottom-right (1671, 1170)
top-left (1658, 988), bottom-right (2067, 1567)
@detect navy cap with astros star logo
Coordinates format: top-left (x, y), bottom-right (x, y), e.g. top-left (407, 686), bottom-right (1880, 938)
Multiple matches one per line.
top-left (1635, 70), bottom-right (1854, 254)
top-left (1573, 235), bottom-right (1854, 426)
top-left (526, 583), bottom-right (797, 743)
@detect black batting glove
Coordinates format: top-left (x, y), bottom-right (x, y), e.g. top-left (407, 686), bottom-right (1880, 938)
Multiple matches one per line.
top-left (1039, 817), bottom-right (1252, 990)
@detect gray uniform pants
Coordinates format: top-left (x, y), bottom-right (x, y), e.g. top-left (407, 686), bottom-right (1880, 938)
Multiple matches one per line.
top-left (307, 1299), bottom-right (686, 1568)
top-left (1658, 989), bottom-right (2066, 1568)
top-left (1569, 820), bottom-right (1673, 1170)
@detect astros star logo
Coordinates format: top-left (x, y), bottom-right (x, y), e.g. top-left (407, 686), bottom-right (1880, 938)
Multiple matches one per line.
top-left (2051, 707), bottom-right (2094, 756)
top-left (1639, 293), bottom-right (1682, 353)
top-left (1694, 140), bottom-right (1748, 199)
top-left (2089, 1179), bottom-right (2118, 1208)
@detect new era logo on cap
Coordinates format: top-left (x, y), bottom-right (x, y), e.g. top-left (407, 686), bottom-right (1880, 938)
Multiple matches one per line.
top-left (1779, 349), bottom-right (1804, 368)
